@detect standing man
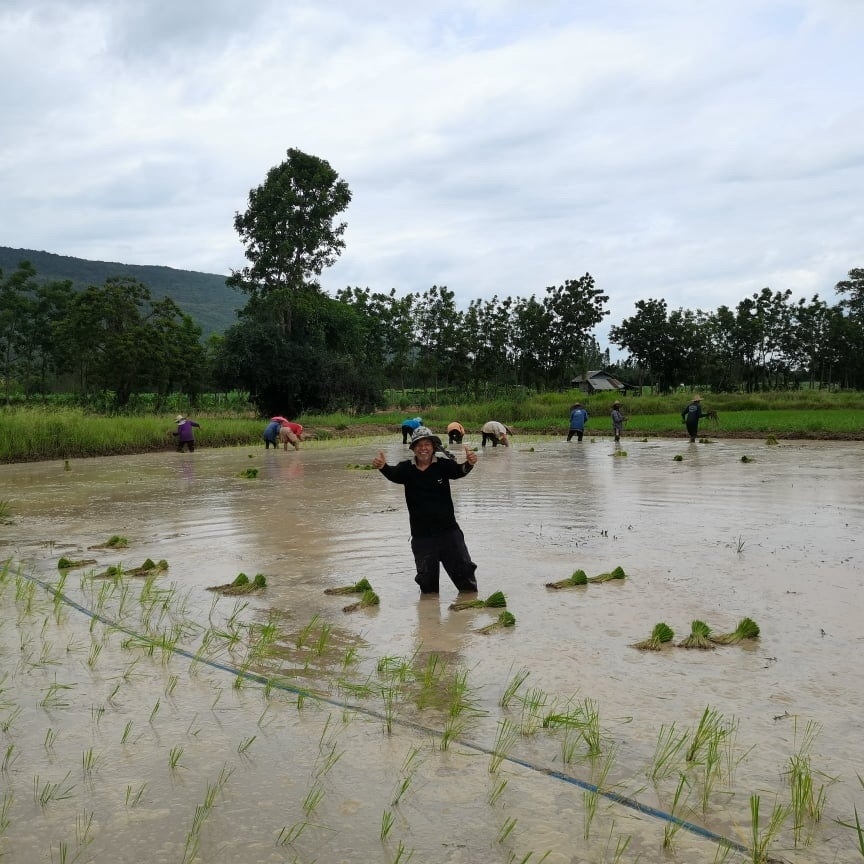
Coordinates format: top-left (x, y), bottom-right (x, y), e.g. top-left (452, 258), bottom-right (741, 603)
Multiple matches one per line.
top-left (373, 426), bottom-right (479, 595)
top-left (567, 402), bottom-right (589, 442)
top-left (173, 415), bottom-right (200, 452)
top-left (611, 401), bottom-right (627, 443)
top-left (682, 394), bottom-right (707, 443)
top-left (400, 416), bottom-right (423, 445)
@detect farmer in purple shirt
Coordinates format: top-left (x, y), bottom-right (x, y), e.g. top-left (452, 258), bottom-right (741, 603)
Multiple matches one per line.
top-left (173, 415), bottom-right (200, 452)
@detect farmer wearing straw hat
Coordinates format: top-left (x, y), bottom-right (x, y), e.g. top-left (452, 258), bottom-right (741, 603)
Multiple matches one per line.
top-left (172, 415), bottom-right (200, 452)
top-left (372, 426), bottom-right (479, 595)
top-left (681, 394), bottom-right (708, 443)
top-left (611, 401), bottom-right (626, 442)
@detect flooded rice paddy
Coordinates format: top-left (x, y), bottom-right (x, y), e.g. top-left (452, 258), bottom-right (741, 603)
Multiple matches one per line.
top-left (1, 434), bottom-right (863, 863)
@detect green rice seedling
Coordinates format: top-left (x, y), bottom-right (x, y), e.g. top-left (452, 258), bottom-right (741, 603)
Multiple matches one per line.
top-left (239, 467), bottom-right (259, 478)
top-left (580, 698), bottom-right (603, 757)
top-left (314, 622), bottom-right (332, 657)
top-left (490, 719), bottom-right (520, 774)
top-left (34, 770), bottom-right (76, 806)
top-left (631, 622), bottom-right (674, 650)
top-left (449, 589), bottom-right (506, 610)
top-left (276, 821), bottom-right (309, 846)
top-left (125, 783), bottom-right (147, 808)
top-left (587, 565), bottom-right (626, 583)
top-left (149, 698), bottom-right (161, 724)
top-left (649, 722), bottom-right (689, 783)
top-left (89, 705), bottom-right (105, 727)
top-left (584, 745), bottom-right (618, 840)
top-left (390, 840), bottom-right (414, 864)
top-left (545, 569), bottom-right (588, 589)
top-left (498, 815), bottom-right (518, 843)
top-left (2, 744), bottom-right (18, 773)
top-left (787, 720), bottom-right (831, 846)
top-left (686, 706), bottom-right (726, 763)
top-left (673, 454), bottom-right (684, 461)
top-left (488, 777), bottom-right (508, 806)
top-left (86, 639), bottom-right (102, 668)
top-left (477, 610), bottom-right (516, 634)
top-left (613, 449), bottom-right (627, 457)
top-left (380, 685), bottom-right (399, 736)
top-left (519, 687), bottom-right (551, 736)
top-left (741, 455), bottom-right (754, 463)
top-left (81, 747), bottom-right (102, 776)
top-left (381, 809), bottom-right (395, 840)
top-left (710, 617), bottom-right (760, 645)
top-left (678, 620), bottom-right (715, 649)
top-left (295, 614), bottom-right (321, 649)
top-left (40, 680), bottom-right (76, 709)
top-left (120, 720), bottom-right (134, 744)
top-left (766, 435), bottom-right (779, 445)
top-left (165, 673), bottom-right (179, 697)
top-left (500, 667), bottom-right (530, 708)
top-left (169, 746), bottom-right (185, 770)
top-left (663, 773), bottom-right (691, 849)
top-left (1, 790), bottom-right (12, 835)
top-left (391, 747), bottom-right (423, 806)
top-left (0, 706), bottom-right (22, 735)
top-left (302, 782), bottom-right (325, 817)
top-left (237, 735), bottom-right (257, 755)
top-left (324, 577), bottom-right (373, 595)
top-left (700, 733), bottom-right (724, 812)
top-left (57, 557), bottom-right (96, 570)
top-left (343, 588), bottom-right (380, 613)
top-left (600, 824), bottom-right (632, 864)
top-left (748, 794), bottom-right (790, 863)
top-left (126, 558), bottom-right (168, 577)
top-left (0, 500), bottom-right (12, 524)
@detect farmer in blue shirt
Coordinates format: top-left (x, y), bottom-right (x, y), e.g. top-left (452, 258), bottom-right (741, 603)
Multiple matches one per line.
top-left (567, 402), bottom-right (589, 442)
top-left (263, 419), bottom-right (281, 449)
top-left (400, 416), bottom-right (423, 445)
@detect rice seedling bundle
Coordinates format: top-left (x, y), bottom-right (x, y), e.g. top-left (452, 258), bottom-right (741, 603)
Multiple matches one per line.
top-left (57, 557), bottom-right (97, 570)
top-left (631, 622), bottom-right (675, 650)
top-left (449, 590), bottom-right (506, 611)
top-left (342, 589), bottom-right (380, 613)
top-left (127, 559), bottom-right (168, 577)
top-left (324, 577), bottom-right (373, 595)
top-left (88, 535), bottom-right (128, 550)
top-left (587, 566), bottom-right (626, 584)
top-left (207, 573), bottom-right (267, 595)
top-left (545, 569), bottom-right (588, 589)
top-left (709, 617), bottom-right (760, 645)
top-left (677, 619), bottom-right (715, 649)
top-left (477, 610), bottom-right (516, 634)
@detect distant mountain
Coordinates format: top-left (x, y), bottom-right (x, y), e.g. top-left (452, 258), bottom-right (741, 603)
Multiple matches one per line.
top-left (0, 246), bottom-right (243, 338)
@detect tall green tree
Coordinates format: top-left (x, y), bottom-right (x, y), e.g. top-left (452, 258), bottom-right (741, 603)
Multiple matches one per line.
top-left (228, 148), bottom-right (352, 338)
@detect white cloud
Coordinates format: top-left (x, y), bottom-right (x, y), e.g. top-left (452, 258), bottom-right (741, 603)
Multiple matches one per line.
top-left (1, 0), bottom-right (862, 343)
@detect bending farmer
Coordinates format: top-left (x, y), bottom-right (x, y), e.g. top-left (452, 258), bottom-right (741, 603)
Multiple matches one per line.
top-left (373, 426), bottom-right (479, 595)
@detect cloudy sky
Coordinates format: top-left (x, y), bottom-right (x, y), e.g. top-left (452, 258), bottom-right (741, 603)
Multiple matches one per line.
top-left (2, 0), bottom-right (862, 340)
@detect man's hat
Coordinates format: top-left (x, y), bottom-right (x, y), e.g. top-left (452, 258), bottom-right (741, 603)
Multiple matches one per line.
top-left (409, 426), bottom-right (441, 450)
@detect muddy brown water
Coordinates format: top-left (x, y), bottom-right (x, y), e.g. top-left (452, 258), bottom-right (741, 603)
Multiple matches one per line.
top-left (1, 435), bottom-right (862, 863)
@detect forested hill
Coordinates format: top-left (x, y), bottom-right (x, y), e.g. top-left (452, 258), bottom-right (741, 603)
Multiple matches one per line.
top-left (0, 246), bottom-right (242, 338)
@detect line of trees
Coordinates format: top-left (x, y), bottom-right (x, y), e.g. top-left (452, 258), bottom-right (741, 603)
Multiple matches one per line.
top-left (3, 144), bottom-right (863, 412)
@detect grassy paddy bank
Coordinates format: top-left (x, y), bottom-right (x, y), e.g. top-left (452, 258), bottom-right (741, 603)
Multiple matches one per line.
top-left (2, 391), bottom-right (863, 463)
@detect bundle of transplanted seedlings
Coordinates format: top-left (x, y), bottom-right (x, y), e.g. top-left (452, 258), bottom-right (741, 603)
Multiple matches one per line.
top-left (477, 610), bottom-right (516, 634)
top-left (126, 558), bottom-right (169, 577)
top-left (587, 565), bottom-right (627, 583)
top-left (88, 534), bottom-right (129, 550)
top-left (631, 622), bottom-right (675, 650)
top-left (207, 572), bottom-right (267, 595)
top-left (677, 619), bottom-right (715, 649)
top-left (545, 569), bottom-right (588, 590)
top-left (449, 590), bottom-right (506, 611)
top-left (324, 577), bottom-right (373, 595)
top-left (57, 556), bottom-right (97, 570)
top-left (709, 616), bottom-right (760, 644)
top-left (342, 588), bottom-right (380, 613)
